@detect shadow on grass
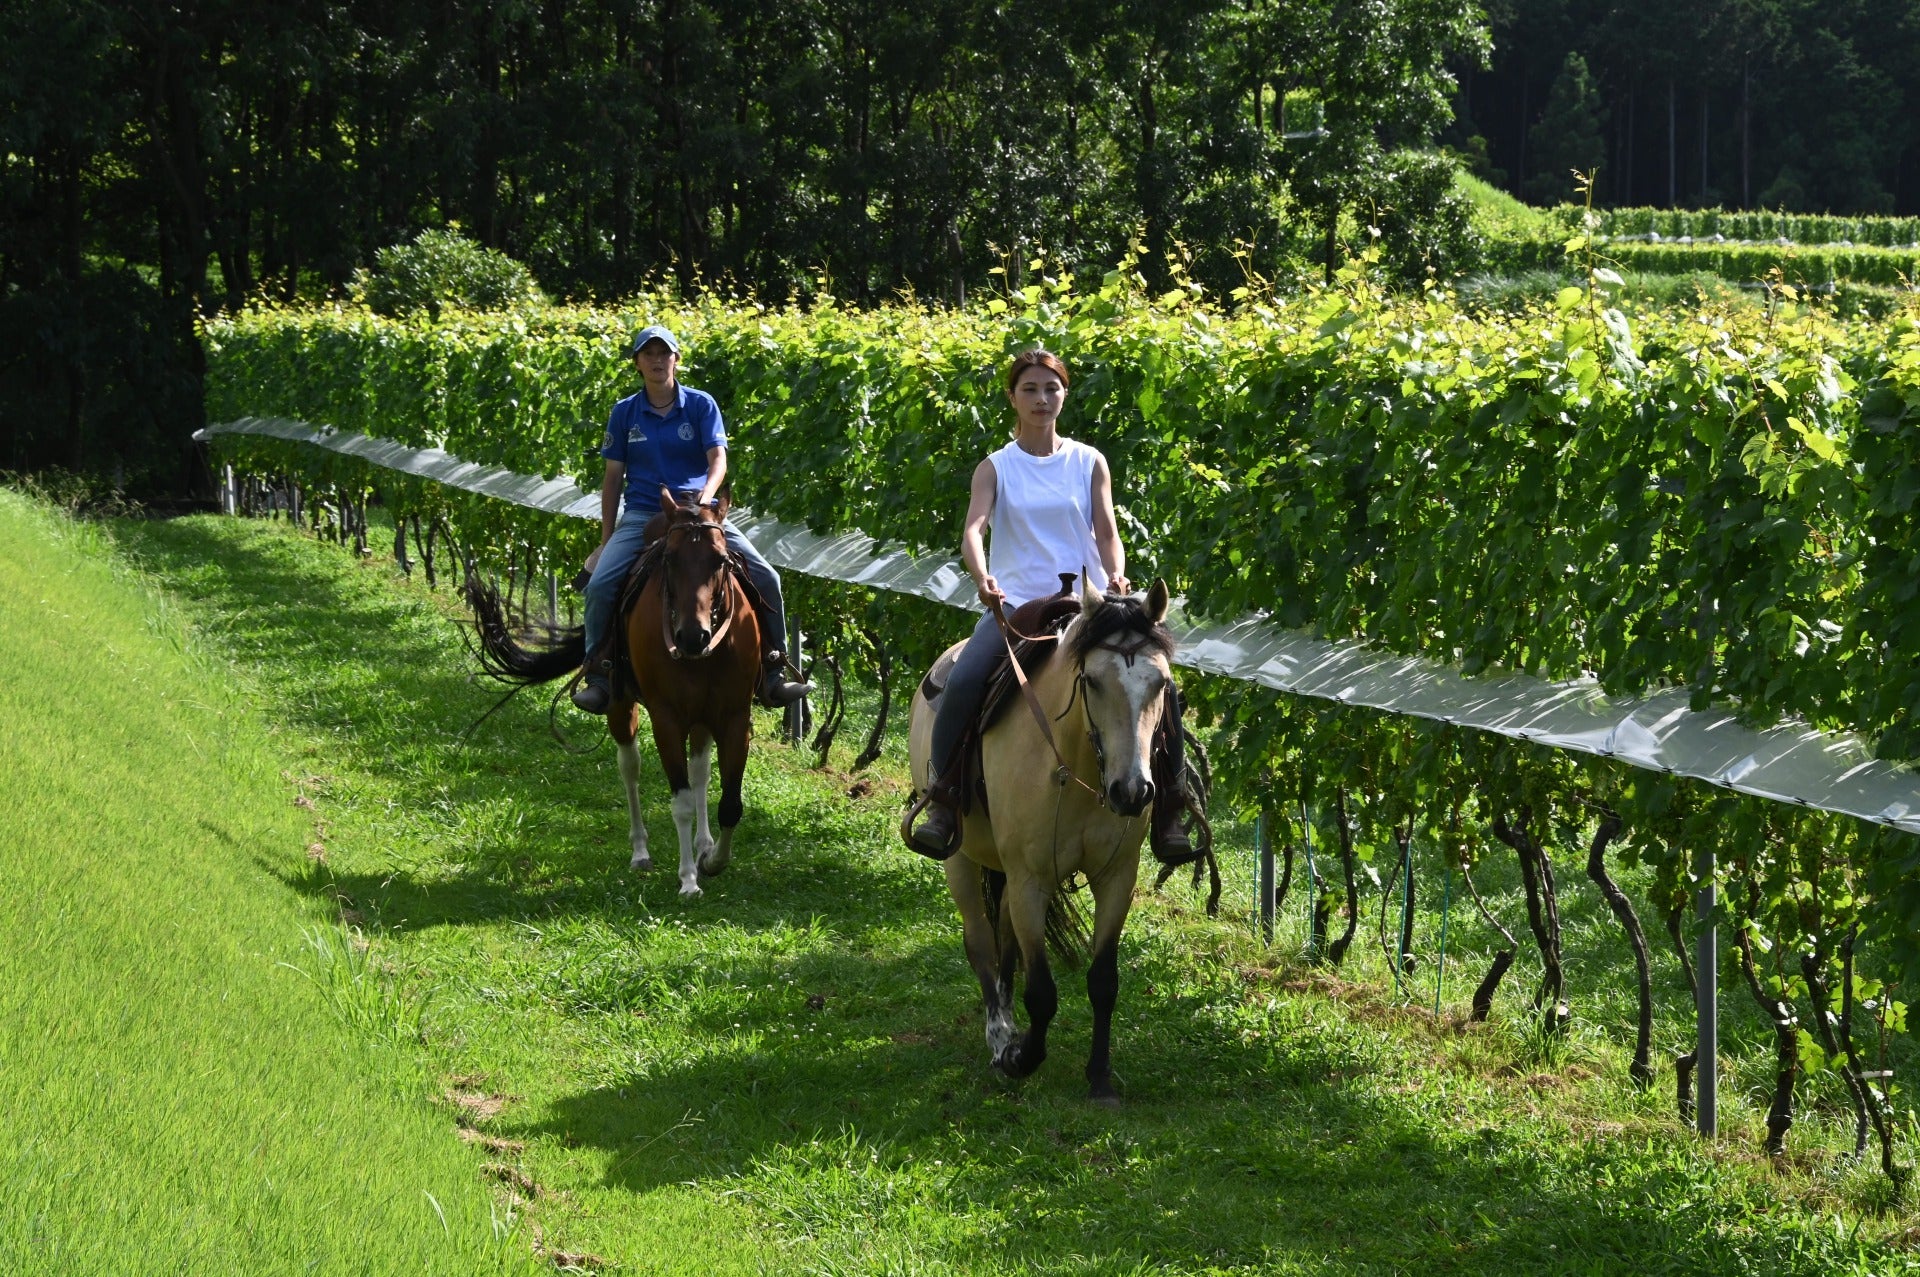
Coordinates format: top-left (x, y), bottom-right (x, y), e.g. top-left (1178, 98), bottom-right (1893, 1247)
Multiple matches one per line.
top-left (520, 941), bottom-right (1776, 1275)
top-left (115, 515), bottom-right (938, 935)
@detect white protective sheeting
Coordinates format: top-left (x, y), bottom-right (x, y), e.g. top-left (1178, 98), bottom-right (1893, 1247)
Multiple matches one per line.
top-left (197, 416), bottom-right (1920, 835)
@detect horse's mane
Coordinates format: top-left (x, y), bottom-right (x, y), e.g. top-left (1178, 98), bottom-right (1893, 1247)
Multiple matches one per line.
top-left (1064, 594), bottom-right (1176, 664)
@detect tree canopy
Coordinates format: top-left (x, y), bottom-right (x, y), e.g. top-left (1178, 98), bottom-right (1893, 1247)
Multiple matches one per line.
top-left (1, 0), bottom-right (1493, 490)
top-left (1461, 0), bottom-right (1920, 214)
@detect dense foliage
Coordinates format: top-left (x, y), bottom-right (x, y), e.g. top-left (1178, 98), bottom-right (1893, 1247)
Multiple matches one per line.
top-left (1562, 207), bottom-right (1920, 247)
top-left (207, 264), bottom-right (1920, 754)
top-left (206, 272), bottom-right (1920, 1174)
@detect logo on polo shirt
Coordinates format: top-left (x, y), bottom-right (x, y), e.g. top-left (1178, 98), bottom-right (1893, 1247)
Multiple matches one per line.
top-left (678, 422), bottom-right (694, 441)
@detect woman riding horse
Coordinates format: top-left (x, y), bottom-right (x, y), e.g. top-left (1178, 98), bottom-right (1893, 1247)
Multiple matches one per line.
top-left (907, 348), bottom-right (1191, 863)
top-left (573, 324), bottom-right (810, 713)
top-left (906, 348), bottom-right (1192, 1099)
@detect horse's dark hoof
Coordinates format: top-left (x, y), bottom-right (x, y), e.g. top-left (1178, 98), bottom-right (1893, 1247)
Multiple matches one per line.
top-left (1088, 1090), bottom-right (1122, 1109)
top-left (698, 832), bottom-right (732, 878)
top-left (994, 1045), bottom-right (1043, 1080)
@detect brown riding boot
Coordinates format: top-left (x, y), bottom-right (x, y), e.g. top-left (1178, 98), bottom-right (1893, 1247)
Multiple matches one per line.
top-left (570, 634), bottom-right (618, 713)
top-left (1148, 682), bottom-right (1198, 866)
top-left (1149, 788), bottom-right (1197, 866)
top-left (758, 649), bottom-right (812, 708)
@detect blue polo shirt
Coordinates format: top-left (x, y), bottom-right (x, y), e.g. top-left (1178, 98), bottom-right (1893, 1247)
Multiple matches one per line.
top-left (600, 384), bottom-right (727, 516)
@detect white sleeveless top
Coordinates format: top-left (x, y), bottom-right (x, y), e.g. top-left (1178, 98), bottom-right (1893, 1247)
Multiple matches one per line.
top-left (987, 437), bottom-right (1110, 607)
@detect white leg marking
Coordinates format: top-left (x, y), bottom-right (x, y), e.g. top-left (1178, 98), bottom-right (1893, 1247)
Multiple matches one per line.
top-left (672, 786), bottom-right (702, 897)
top-left (618, 740), bottom-right (650, 871)
top-left (986, 1005), bottom-right (1018, 1061)
top-left (689, 738), bottom-right (716, 867)
top-left (691, 738), bottom-right (731, 877)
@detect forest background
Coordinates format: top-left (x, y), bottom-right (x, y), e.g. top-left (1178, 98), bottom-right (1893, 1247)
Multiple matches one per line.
top-left (5, 0), bottom-right (1920, 497)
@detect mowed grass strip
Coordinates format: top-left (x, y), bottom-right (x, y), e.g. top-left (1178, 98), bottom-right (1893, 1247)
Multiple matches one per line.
top-left (0, 492), bottom-right (540, 1276)
top-left (107, 507), bottom-right (1920, 1276)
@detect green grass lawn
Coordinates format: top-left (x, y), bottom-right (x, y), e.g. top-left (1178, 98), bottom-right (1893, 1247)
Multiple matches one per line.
top-left (18, 495), bottom-right (1920, 1274)
top-left (0, 491), bottom-right (542, 1274)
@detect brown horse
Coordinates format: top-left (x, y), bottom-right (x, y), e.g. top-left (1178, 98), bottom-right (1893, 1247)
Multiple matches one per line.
top-left (469, 487), bottom-right (760, 897)
top-left (907, 578), bottom-right (1176, 1102)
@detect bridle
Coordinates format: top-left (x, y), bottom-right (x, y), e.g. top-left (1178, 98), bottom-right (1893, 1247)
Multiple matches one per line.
top-left (990, 598), bottom-right (1161, 807)
top-left (658, 514), bottom-right (736, 661)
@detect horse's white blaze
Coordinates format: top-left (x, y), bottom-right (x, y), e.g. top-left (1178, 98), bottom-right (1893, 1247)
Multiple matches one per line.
top-left (618, 739), bottom-right (651, 870)
top-left (1083, 644), bottom-right (1165, 800)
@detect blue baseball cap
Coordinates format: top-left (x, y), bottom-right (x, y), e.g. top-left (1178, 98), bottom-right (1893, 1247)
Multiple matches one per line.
top-left (627, 324), bottom-right (681, 356)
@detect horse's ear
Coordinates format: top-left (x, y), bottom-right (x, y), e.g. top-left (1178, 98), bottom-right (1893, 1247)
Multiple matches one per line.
top-left (1080, 570), bottom-right (1104, 615)
top-left (712, 488), bottom-right (731, 520)
top-left (1146, 578), bottom-right (1170, 623)
top-left (658, 485), bottom-right (676, 512)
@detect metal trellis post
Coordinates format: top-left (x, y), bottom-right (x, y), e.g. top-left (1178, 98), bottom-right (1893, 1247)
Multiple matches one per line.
top-left (1697, 843), bottom-right (1718, 1138)
top-left (1258, 809), bottom-right (1275, 945)
top-left (786, 616), bottom-right (805, 746)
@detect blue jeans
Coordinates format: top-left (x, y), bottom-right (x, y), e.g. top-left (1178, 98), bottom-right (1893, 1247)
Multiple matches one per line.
top-left (582, 509), bottom-right (787, 666)
top-left (930, 611), bottom-right (1004, 778)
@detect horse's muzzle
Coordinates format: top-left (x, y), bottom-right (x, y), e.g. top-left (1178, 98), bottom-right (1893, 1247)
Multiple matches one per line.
top-left (1107, 776), bottom-right (1154, 817)
top-left (673, 625), bottom-right (712, 658)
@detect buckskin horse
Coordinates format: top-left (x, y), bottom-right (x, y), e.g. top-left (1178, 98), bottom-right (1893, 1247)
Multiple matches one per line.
top-left (907, 577), bottom-right (1176, 1103)
top-left (468, 487), bottom-right (759, 897)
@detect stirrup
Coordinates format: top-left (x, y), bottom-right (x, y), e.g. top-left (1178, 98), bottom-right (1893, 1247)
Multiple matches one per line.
top-left (907, 801), bottom-right (961, 861)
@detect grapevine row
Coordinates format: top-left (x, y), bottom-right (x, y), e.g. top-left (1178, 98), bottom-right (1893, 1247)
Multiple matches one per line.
top-left (205, 270), bottom-right (1920, 1174)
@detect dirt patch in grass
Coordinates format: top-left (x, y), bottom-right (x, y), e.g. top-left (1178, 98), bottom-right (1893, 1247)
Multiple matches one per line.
top-left (483, 1161), bottom-right (543, 1197)
top-left (444, 1084), bottom-right (519, 1124)
top-left (458, 1128), bottom-right (527, 1155)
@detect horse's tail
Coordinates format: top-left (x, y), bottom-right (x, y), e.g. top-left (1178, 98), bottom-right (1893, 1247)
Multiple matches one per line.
top-left (981, 867), bottom-right (1091, 971)
top-left (463, 571), bottom-right (586, 686)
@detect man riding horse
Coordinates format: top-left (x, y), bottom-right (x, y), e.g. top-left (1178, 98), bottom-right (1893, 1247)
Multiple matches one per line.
top-left (573, 324), bottom-right (810, 713)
